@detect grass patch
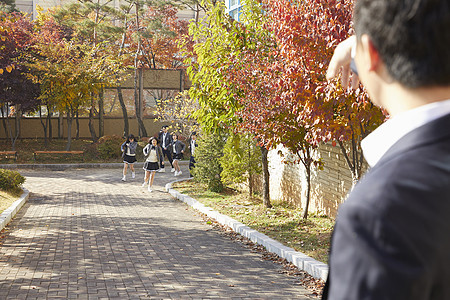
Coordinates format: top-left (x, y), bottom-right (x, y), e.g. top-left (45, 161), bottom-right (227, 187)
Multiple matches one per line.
top-left (0, 188), bottom-right (22, 215)
top-left (173, 180), bottom-right (334, 263)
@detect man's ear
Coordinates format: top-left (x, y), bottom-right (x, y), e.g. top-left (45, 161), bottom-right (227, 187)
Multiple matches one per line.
top-left (361, 34), bottom-right (382, 72)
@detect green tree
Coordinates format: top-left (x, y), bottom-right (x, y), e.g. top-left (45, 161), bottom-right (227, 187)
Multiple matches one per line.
top-left (53, 0), bottom-right (125, 141)
top-left (0, 0), bottom-right (17, 13)
top-left (185, 0), bottom-right (279, 207)
top-left (183, 0), bottom-right (240, 132)
top-left (220, 132), bottom-right (261, 197)
top-left (27, 16), bottom-right (125, 150)
top-left (33, 7), bottom-right (73, 146)
top-left (191, 131), bottom-right (226, 192)
top-left (155, 90), bottom-right (199, 138)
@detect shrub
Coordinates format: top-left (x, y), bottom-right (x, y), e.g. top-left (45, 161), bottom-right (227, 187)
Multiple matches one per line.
top-left (97, 135), bottom-right (124, 159)
top-left (220, 133), bottom-right (261, 196)
top-left (82, 142), bottom-right (100, 160)
top-left (192, 131), bottom-right (226, 192)
top-left (0, 169), bottom-right (25, 191)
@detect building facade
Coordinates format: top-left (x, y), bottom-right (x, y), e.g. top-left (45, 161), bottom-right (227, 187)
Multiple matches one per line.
top-left (15, 0), bottom-right (199, 21)
top-left (226, 0), bottom-right (242, 21)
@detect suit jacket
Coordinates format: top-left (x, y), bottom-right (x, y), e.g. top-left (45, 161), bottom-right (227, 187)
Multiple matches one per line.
top-left (323, 113), bottom-right (450, 300)
top-left (172, 140), bottom-right (186, 155)
top-left (188, 138), bottom-right (198, 156)
top-left (158, 131), bottom-right (173, 150)
top-left (121, 141), bottom-right (137, 156)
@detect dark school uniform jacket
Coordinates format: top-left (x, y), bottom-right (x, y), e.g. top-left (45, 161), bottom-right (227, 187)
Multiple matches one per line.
top-left (188, 138), bottom-right (198, 156)
top-left (158, 131), bottom-right (173, 150)
top-left (172, 140), bottom-right (186, 155)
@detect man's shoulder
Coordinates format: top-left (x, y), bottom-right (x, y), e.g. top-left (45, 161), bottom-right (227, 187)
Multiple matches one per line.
top-left (344, 145), bottom-right (450, 220)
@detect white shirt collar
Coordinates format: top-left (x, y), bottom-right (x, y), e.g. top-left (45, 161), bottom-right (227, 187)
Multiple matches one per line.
top-left (361, 99), bottom-right (450, 167)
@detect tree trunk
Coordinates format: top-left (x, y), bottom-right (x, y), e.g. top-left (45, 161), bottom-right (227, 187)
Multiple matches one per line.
top-left (302, 163), bottom-right (312, 220)
top-left (195, 4), bottom-right (200, 24)
top-left (88, 95), bottom-right (98, 142)
top-left (58, 113), bottom-right (63, 138)
top-left (248, 143), bottom-right (253, 196)
top-left (117, 87), bottom-right (129, 137)
top-left (248, 173), bottom-right (253, 197)
top-left (338, 140), bottom-right (360, 186)
top-left (260, 146), bottom-right (272, 208)
top-left (66, 108), bottom-right (73, 151)
top-left (5, 115), bottom-right (13, 149)
top-left (47, 106), bottom-right (53, 142)
top-left (98, 88), bottom-right (104, 137)
top-left (1, 106), bottom-right (9, 145)
top-left (39, 106), bottom-right (48, 147)
top-left (88, 107), bottom-right (98, 142)
top-left (134, 65), bottom-right (147, 137)
top-left (134, 66), bottom-right (140, 135)
top-left (12, 108), bottom-right (21, 151)
top-left (133, 5), bottom-right (147, 138)
top-left (75, 109), bottom-right (80, 140)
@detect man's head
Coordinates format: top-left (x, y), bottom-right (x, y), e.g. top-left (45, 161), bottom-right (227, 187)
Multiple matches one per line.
top-left (354, 0), bottom-right (450, 88)
top-left (162, 125), bottom-right (169, 133)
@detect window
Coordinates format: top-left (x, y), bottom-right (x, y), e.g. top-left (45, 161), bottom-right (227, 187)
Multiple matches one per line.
top-left (227, 0), bottom-right (242, 21)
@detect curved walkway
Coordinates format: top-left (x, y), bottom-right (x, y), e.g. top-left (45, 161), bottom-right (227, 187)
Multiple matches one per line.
top-left (0, 165), bottom-right (315, 299)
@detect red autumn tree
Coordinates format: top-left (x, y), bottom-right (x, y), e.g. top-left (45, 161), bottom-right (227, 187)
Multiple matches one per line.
top-left (267, 0), bottom-right (385, 184)
top-left (138, 5), bottom-right (192, 70)
top-left (224, 0), bottom-right (323, 218)
top-left (226, 0), bottom-right (385, 217)
top-left (0, 12), bottom-right (40, 149)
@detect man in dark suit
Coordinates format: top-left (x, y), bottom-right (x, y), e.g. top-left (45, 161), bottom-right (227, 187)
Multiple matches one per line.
top-left (323, 0), bottom-right (450, 299)
top-left (188, 132), bottom-right (198, 177)
top-left (157, 125), bottom-right (174, 172)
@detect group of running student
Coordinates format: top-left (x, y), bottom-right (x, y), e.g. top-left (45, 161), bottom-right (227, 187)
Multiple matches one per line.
top-left (120, 126), bottom-right (191, 192)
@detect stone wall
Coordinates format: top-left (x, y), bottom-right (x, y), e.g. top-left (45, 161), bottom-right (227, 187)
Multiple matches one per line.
top-left (254, 143), bottom-right (368, 219)
top-left (0, 117), bottom-right (168, 140)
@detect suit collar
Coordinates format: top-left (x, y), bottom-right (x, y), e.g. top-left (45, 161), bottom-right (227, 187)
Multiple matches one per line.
top-left (376, 112), bottom-right (450, 166)
top-left (362, 99), bottom-right (450, 167)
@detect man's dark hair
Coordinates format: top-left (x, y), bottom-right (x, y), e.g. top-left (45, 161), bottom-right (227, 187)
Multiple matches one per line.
top-left (354, 0), bottom-right (450, 88)
top-left (162, 125), bottom-right (169, 129)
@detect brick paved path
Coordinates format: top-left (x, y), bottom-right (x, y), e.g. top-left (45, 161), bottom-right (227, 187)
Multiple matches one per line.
top-left (0, 166), bottom-right (315, 299)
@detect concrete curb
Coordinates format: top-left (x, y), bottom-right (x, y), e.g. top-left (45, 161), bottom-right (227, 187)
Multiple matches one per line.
top-left (165, 179), bottom-right (329, 281)
top-left (0, 188), bottom-right (29, 232)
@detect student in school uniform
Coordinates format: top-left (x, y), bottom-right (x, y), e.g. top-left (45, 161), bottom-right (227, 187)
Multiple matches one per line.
top-left (188, 132), bottom-right (198, 177)
top-left (157, 125), bottom-right (175, 173)
top-left (121, 134), bottom-right (137, 181)
top-left (142, 137), bottom-right (164, 192)
top-left (171, 134), bottom-right (185, 176)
